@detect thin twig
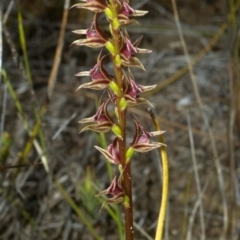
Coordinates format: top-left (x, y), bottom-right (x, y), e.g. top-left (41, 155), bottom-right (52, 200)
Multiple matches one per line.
top-left (133, 222), bottom-right (153, 240)
top-left (0, 161), bottom-right (42, 171)
top-left (3, 0), bottom-right (15, 24)
top-left (228, 1), bottom-right (240, 238)
top-left (171, 1), bottom-right (228, 239)
top-left (47, 0), bottom-right (71, 99)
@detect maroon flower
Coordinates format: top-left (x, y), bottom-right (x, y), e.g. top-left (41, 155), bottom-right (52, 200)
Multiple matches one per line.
top-left (79, 99), bottom-right (113, 132)
top-left (95, 138), bottom-right (121, 164)
top-left (73, 14), bottom-right (108, 48)
top-left (118, 1), bottom-right (148, 25)
top-left (130, 117), bottom-right (165, 152)
top-left (96, 176), bottom-right (124, 209)
top-left (120, 34), bottom-right (151, 69)
top-left (76, 54), bottom-right (113, 90)
top-left (123, 71), bottom-right (156, 106)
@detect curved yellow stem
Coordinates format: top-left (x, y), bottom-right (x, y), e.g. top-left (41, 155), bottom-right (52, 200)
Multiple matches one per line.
top-left (148, 109), bottom-right (169, 240)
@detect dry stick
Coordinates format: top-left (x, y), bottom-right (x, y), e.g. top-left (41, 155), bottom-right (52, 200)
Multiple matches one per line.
top-left (228, 1), bottom-right (240, 238)
top-left (47, 0), bottom-right (70, 99)
top-left (143, 22), bottom-right (227, 98)
top-left (228, 60), bottom-right (237, 239)
top-left (186, 111), bottom-right (205, 240)
top-left (171, 1), bottom-right (228, 239)
top-left (148, 108), bottom-right (169, 240)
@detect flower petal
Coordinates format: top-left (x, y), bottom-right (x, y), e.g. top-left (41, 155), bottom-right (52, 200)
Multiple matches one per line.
top-left (133, 142), bottom-right (164, 152)
top-left (95, 146), bottom-right (118, 164)
top-left (72, 1), bottom-right (107, 13)
top-left (80, 122), bottom-right (112, 133)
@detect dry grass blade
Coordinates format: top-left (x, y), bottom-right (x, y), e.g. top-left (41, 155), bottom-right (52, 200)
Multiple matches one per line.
top-left (171, 1), bottom-right (228, 239)
top-left (2, 0), bottom-right (14, 24)
top-left (186, 181), bottom-right (209, 240)
top-left (187, 111), bottom-right (205, 240)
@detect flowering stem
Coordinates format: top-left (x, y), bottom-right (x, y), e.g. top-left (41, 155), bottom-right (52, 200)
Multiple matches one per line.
top-left (73, 1), bottom-right (158, 239)
top-left (109, 3), bottom-right (134, 239)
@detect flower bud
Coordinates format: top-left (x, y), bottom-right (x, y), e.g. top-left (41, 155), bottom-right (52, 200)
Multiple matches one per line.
top-left (120, 97), bottom-right (128, 111)
top-left (126, 147), bottom-right (134, 163)
top-left (105, 7), bottom-right (114, 19)
top-left (105, 41), bottom-right (116, 55)
top-left (112, 124), bottom-right (122, 139)
top-left (109, 81), bottom-right (120, 96)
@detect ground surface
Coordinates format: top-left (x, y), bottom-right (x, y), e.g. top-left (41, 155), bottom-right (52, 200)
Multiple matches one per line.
top-left (1, 0), bottom-right (240, 240)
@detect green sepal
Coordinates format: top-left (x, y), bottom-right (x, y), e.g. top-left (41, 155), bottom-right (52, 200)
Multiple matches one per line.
top-left (126, 147), bottom-right (134, 164)
top-left (109, 81), bottom-right (120, 96)
top-left (120, 97), bottom-right (128, 111)
top-left (111, 124), bottom-right (122, 139)
top-left (105, 41), bottom-right (116, 55)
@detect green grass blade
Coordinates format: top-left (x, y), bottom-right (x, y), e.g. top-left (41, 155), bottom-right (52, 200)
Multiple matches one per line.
top-left (53, 177), bottom-right (102, 240)
top-left (17, 8), bottom-right (32, 85)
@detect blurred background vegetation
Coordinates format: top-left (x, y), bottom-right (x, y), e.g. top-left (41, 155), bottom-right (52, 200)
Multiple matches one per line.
top-left (0, 0), bottom-right (240, 239)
